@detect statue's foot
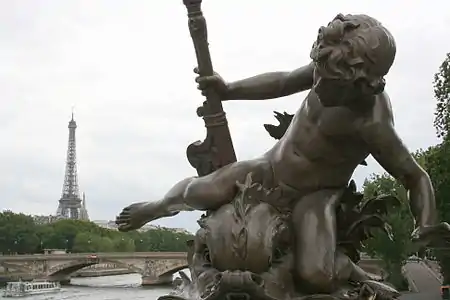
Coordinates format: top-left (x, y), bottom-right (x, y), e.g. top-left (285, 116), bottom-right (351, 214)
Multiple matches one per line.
top-left (115, 201), bottom-right (179, 232)
top-left (354, 271), bottom-right (382, 283)
top-left (359, 280), bottom-right (400, 300)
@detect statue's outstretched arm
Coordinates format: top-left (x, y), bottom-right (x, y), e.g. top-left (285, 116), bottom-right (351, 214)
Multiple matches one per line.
top-left (359, 92), bottom-right (436, 229)
top-left (225, 62), bottom-right (314, 101)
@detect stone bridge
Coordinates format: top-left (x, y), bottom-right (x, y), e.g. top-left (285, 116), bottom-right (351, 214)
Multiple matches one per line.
top-left (0, 252), bottom-right (188, 286)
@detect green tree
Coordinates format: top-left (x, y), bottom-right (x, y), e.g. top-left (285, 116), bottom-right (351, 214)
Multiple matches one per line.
top-left (98, 237), bottom-right (115, 252)
top-left (361, 173), bottom-right (414, 290)
top-left (113, 236), bottom-right (135, 252)
top-left (426, 52), bottom-right (450, 283)
top-left (0, 211), bottom-right (193, 254)
top-left (433, 52), bottom-right (450, 139)
top-left (73, 232), bottom-right (98, 253)
top-left (0, 211), bottom-right (40, 254)
top-left (423, 141), bottom-right (450, 283)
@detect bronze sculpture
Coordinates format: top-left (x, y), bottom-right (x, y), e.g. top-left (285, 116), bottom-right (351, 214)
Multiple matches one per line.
top-left (116, 2), bottom-right (450, 299)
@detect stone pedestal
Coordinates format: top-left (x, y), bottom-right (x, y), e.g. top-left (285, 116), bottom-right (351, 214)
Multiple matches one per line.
top-left (141, 274), bottom-right (173, 286)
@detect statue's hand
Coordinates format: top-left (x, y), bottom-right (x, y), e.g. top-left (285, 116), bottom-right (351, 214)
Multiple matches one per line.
top-left (411, 222), bottom-right (450, 248)
top-left (194, 67), bottom-right (229, 99)
top-left (115, 202), bottom-right (152, 232)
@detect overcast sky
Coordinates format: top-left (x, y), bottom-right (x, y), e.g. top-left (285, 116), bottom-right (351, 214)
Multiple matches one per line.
top-left (1, 0), bottom-right (449, 233)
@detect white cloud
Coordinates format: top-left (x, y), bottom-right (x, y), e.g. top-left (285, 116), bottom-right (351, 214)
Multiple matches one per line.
top-left (0, 0), bottom-right (449, 232)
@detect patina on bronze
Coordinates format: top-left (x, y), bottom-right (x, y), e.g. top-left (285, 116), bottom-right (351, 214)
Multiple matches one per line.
top-left (116, 6), bottom-right (450, 300)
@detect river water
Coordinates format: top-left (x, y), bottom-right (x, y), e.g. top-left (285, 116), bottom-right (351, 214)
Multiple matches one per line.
top-left (0, 274), bottom-right (173, 299)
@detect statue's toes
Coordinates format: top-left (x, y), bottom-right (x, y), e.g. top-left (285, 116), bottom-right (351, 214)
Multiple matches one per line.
top-left (118, 224), bottom-right (132, 232)
top-left (115, 214), bottom-right (131, 225)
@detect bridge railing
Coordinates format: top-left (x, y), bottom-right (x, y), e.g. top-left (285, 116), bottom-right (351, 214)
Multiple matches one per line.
top-left (0, 252), bottom-right (187, 261)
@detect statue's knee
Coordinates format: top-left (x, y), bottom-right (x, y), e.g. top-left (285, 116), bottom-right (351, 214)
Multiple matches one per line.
top-left (184, 179), bottom-right (226, 210)
top-left (184, 181), bottom-right (209, 209)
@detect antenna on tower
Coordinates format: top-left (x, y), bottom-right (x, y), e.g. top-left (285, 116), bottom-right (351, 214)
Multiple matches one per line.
top-left (71, 105), bottom-right (75, 120)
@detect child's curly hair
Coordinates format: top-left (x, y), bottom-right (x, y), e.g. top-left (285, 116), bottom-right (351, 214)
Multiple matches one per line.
top-left (310, 14), bottom-right (396, 94)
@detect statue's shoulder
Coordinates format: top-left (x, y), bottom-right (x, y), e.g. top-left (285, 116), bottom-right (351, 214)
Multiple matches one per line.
top-left (363, 91), bottom-right (394, 127)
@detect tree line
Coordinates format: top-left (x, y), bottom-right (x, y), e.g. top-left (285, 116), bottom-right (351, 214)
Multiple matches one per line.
top-left (360, 53), bottom-right (450, 289)
top-left (0, 211), bottom-right (193, 254)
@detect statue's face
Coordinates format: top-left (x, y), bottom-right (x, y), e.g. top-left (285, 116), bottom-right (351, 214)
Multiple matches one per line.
top-left (313, 74), bottom-right (353, 107)
top-left (313, 68), bottom-right (372, 108)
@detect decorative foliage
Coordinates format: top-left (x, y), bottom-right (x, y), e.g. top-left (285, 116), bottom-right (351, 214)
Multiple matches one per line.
top-left (335, 180), bottom-right (401, 263)
top-left (230, 173), bottom-right (282, 260)
top-left (263, 111), bottom-right (294, 140)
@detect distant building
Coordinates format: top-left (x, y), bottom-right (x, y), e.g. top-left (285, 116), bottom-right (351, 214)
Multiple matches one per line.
top-left (171, 228), bottom-right (192, 235)
top-left (92, 220), bottom-right (190, 234)
top-left (92, 220), bottom-right (119, 230)
top-left (32, 215), bottom-right (62, 225)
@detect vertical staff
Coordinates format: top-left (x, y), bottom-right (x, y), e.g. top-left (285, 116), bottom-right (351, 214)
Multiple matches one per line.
top-left (183, 0), bottom-right (237, 176)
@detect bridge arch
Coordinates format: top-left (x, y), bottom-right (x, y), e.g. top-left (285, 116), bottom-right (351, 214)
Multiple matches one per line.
top-left (47, 260), bottom-right (98, 278)
top-left (158, 264), bottom-right (189, 278)
top-left (47, 258), bottom-right (143, 278)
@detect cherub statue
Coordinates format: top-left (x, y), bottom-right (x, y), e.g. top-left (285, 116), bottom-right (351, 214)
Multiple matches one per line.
top-left (116, 13), bottom-right (449, 295)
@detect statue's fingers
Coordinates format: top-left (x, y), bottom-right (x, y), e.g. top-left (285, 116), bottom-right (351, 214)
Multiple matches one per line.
top-left (195, 76), bottom-right (208, 84)
top-left (198, 80), bottom-right (211, 90)
top-left (115, 219), bottom-right (125, 226)
top-left (193, 67), bottom-right (199, 74)
top-left (196, 76), bottom-right (217, 84)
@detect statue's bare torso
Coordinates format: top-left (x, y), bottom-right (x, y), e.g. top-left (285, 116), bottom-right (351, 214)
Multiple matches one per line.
top-left (268, 90), bottom-right (377, 193)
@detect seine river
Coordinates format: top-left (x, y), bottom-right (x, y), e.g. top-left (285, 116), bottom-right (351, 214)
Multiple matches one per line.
top-left (0, 274), bottom-right (174, 300)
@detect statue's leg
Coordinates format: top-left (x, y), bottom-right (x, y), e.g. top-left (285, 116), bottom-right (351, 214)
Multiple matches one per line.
top-left (292, 189), bottom-right (343, 294)
top-left (116, 158), bottom-right (273, 230)
top-left (165, 158), bottom-right (273, 211)
top-left (334, 251), bottom-right (382, 283)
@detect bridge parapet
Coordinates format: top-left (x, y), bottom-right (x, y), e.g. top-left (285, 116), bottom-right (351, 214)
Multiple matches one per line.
top-left (0, 252), bottom-right (188, 286)
top-left (0, 252), bottom-right (187, 261)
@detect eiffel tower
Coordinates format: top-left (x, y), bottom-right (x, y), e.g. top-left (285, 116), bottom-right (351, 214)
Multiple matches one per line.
top-left (56, 112), bottom-right (89, 220)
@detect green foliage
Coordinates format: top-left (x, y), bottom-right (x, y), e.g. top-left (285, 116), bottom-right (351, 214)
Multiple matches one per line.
top-left (361, 173), bottom-right (414, 290)
top-left (429, 52), bottom-right (450, 283)
top-left (0, 211), bottom-right (40, 254)
top-left (433, 52), bottom-right (450, 139)
top-left (0, 211), bottom-right (193, 254)
top-left (423, 141), bottom-right (450, 283)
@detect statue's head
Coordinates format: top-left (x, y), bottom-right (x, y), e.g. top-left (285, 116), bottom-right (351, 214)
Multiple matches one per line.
top-left (199, 174), bottom-right (290, 274)
top-left (310, 14), bottom-right (396, 107)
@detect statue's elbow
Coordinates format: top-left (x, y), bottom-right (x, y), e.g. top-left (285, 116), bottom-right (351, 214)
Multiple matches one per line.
top-left (403, 168), bottom-right (432, 191)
